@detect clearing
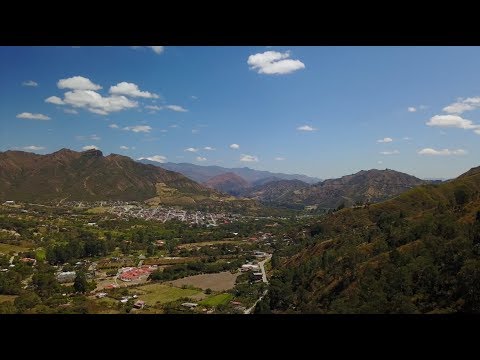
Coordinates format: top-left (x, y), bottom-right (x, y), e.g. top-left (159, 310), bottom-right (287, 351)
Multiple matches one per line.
top-left (168, 271), bottom-right (240, 291)
top-left (200, 293), bottom-right (233, 307)
top-left (0, 242), bottom-right (31, 254)
top-left (133, 283), bottom-right (202, 305)
top-left (0, 295), bottom-right (17, 303)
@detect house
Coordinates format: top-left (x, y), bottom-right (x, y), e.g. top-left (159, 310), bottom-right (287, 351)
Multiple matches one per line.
top-left (20, 257), bottom-right (37, 265)
top-left (96, 292), bottom-right (107, 298)
top-left (86, 222), bottom-right (97, 227)
top-left (3, 200), bottom-right (15, 205)
top-left (133, 300), bottom-right (145, 309)
top-left (181, 302), bottom-right (198, 309)
top-left (252, 272), bottom-right (264, 281)
top-left (56, 271), bottom-right (76, 283)
top-left (241, 264), bottom-right (260, 272)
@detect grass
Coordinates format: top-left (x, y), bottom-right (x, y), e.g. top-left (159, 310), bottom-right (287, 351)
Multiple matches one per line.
top-left (86, 206), bottom-right (108, 214)
top-left (134, 283), bottom-right (201, 305)
top-left (0, 242), bottom-right (30, 254)
top-left (200, 293), bottom-right (233, 307)
top-left (0, 295), bottom-right (17, 303)
top-left (35, 248), bottom-right (46, 261)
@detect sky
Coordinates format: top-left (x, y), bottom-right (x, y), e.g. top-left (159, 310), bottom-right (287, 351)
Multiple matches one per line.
top-left (0, 46), bottom-right (479, 180)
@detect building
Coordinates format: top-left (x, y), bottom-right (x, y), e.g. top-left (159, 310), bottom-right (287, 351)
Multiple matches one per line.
top-left (181, 302), bottom-right (198, 309)
top-left (3, 200), bottom-right (15, 205)
top-left (133, 300), bottom-right (145, 309)
top-left (241, 264), bottom-right (260, 272)
top-left (252, 272), bottom-right (264, 281)
top-left (56, 271), bottom-right (76, 283)
top-left (96, 292), bottom-right (107, 298)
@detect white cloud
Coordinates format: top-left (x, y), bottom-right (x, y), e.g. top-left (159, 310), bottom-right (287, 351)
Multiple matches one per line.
top-left (109, 82), bottom-right (159, 99)
top-left (138, 155), bottom-right (167, 163)
top-left (58, 76), bottom-right (102, 90)
top-left (45, 96), bottom-right (65, 105)
top-left (247, 51), bottom-right (305, 75)
top-left (22, 80), bottom-right (38, 87)
top-left (16, 112), bottom-right (50, 120)
top-left (120, 146), bottom-right (129, 150)
top-left (185, 147), bottom-right (198, 152)
top-left (22, 145), bottom-right (45, 151)
top-left (196, 156), bottom-right (207, 162)
top-left (408, 107), bottom-right (416, 112)
top-left (377, 160), bottom-right (383, 164)
top-left (145, 105), bottom-right (162, 111)
top-left (240, 154), bottom-right (259, 162)
top-left (90, 134), bottom-right (101, 141)
top-left (191, 95), bottom-right (198, 100)
top-left (297, 125), bottom-right (316, 131)
top-left (443, 97), bottom-right (480, 114)
top-left (64, 108), bottom-right (78, 114)
top-left (165, 105), bottom-right (188, 112)
top-left (160, 129), bottom-right (168, 133)
top-left (380, 150), bottom-right (400, 155)
top-left (377, 137), bottom-right (393, 143)
top-left (109, 123), bottom-right (119, 129)
top-left (148, 46), bottom-right (164, 54)
top-left (230, 143), bottom-right (240, 149)
top-left (418, 148), bottom-right (467, 156)
top-left (82, 145), bottom-right (99, 151)
top-left (475, 129), bottom-right (480, 135)
top-left (275, 157), bottom-right (285, 161)
top-left (204, 146), bottom-right (215, 151)
top-left (123, 125), bottom-right (152, 133)
top-left (63, 90), bottom-right (137, 115)
top-left (426, 115), bottom-right (477, 129)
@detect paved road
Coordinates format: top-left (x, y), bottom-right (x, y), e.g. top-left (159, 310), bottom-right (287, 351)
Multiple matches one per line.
top-left (244, 254), bottom-right (272, 314)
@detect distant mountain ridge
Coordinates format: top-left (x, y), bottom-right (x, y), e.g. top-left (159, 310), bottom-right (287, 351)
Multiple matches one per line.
top-left (203, 172), bottom-right (249, 196)
top-left (138, 160), bottom-right (321, 184)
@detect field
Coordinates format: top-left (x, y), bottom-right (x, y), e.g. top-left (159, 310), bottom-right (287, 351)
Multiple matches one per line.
top-left (134, 283), bottom-right (202, 305)
top-left (0, 242), bottom-right (30, 254)
top-left (200, 293), bottom-right (233, 307)
top-left (168, 271), bottom-right (240, 291)
top-left (0, 295), bottom-right (17, 303)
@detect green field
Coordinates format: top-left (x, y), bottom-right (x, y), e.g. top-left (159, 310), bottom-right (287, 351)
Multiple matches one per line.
top-left (0, 242), bottom-right (30, 254)
top-left (134, 283), bottom-right (201, 305)
top-left (0, 295), bottom-right (17, 303)
top-left (200, 293), bottom-right (233, 307)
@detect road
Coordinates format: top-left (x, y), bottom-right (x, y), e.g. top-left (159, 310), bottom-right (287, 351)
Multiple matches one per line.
top-left (244, 254), bottom-right (272, 314)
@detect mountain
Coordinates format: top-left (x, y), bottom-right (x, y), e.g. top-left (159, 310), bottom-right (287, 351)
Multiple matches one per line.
top-left (203, 172), bottom-right (249, 196)
top-left (0, 149), bottom-right (225, 205)
top-left (138, 160), bottom-right (321, 184)
top-left (259, 169), bottom-right (427, 209)
top-left (242, 179), bottom-right (310, 208)
top-left (262, 166), bottom-right (480, 314)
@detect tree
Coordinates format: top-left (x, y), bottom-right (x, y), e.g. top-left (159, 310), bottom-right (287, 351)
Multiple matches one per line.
top-left (14, 291), bottom-right (41, 312)
top-left (74, 271), bottom-right (88, 293)
top-left (205, 288), bottom-right (212, 295)
top-left (454, 188), bottom-right (469, 206)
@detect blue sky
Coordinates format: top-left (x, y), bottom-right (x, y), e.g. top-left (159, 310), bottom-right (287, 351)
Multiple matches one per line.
top-left (0, 46), bottom-right (479, 179)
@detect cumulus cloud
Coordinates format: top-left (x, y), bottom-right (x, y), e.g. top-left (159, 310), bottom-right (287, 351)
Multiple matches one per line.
top-left (443, 97), bottom-right (480, 114)
top-left (407, 107), bottom-right (416, 112)
top-left (120, 146), bottom-right (129, 150)
top-left (230, 143), bottom-right (240, 149)
top-left (109, 123), bottom-right (119, 129)
top-left (64, 108), bottom-right (78, 114)
top-left (248, 51), bottom-right (305, 75)
top-left (148, 46), bottom-right (164, 54)
top-left (377, 137), bottom-right (393, 143)
top-left (297, 125), bottom-right (316, 131)
top-left (82, 145), bottom-right (99, 151)
top-left (16, 112), bottom-right (50, 120)
top-left (22, 80), bottom-right (38, 87)
top-left (45, 96), bottom-right (64, 105)
top-left (196, 156), bottom-right (207, 162)
top-left (184, 147), bottom-right (198, 152)
top-left (204, 146), bottom-right (215, 151)
top-left (63, 90), bottom-right (137, 115)
top-left (109, 82), bottom-right (159, 99)
top-left (418, 148), bottom-right (467, 156)
top-left (165, 105), bottom-right (188, 112)
top-left (275, 157), bottom-right (285, 161)
top-left (426, 114), bottom-right (477, 129)
top-left (380, 150), bottom-right (400, 155)
top-left (240, 154), bottom-right (259, 162)
top-left (123, 125), bottom-right (152, 133)
top-left (58, 76), bottom-right (102, 90)
top-left (138, 155), bottom-right (167, 163)
top-left (22, 145), bottom-right (45, 151)
top-left (145, 105), bottom-right (162, 111)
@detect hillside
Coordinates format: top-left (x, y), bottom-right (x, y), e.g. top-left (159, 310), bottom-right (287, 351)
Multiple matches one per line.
top-left (273, 169), bottom-right (426, 208)
top-left (261, 166), bottom-right (480, 314)
top-left (203, 172), bottom-right (249, 196)
top-left (242, 179), bottom-right (310, 208)
top-left (0, 149), bottom-right (222, 205)
top-left (138, 160), bottom-right (321, 184)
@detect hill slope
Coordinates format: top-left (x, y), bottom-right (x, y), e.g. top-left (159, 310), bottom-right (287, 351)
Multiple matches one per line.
top-left (262, 166), bottom-right (480, 314)
top-left (0, 149), bottom-right (219, 205)
top-left (203, 172), bottom-right (249, 196)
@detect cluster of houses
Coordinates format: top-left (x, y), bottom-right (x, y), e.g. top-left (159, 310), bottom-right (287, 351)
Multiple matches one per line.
top-left (118, 265), bottom-right (157, 282)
